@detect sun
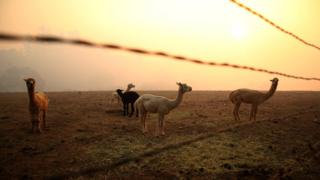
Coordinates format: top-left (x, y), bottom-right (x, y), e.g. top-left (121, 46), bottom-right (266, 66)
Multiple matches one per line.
top-left (231, 23), bottom-right (248, 39)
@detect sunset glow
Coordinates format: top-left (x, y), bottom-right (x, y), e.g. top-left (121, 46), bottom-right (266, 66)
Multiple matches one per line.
top-left (231, 22), bottom-right (248, 39)
top-left (0, 0), bottom-right (319, 91)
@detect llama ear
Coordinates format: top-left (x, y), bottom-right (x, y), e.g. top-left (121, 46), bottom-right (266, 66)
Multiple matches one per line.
top-left (23, 78), bottom-right (27, 82)
top-left (176, 82), bottom-right (181, 85)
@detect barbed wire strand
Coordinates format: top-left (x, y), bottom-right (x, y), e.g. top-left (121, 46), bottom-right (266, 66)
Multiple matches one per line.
top-left (0, 32), bottom-right (319, 81)
top-left (229, 0), bottom-right (320, 51)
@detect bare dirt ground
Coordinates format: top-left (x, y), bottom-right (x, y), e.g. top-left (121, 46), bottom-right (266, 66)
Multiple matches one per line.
top-left (0, 91), bottom-right (320, 179)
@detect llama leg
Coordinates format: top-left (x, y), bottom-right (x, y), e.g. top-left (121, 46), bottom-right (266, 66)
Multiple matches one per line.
top-left (123, 103), bottom-right (126, 116)
top-left (127, 103), bottom-right (131, 117)
top-left (236, 103), bottom-right (241, 120)
top-left (250, 105), bottom-right (258, 121)
top-left (136, 106), bottom-right (139, 117)
top-left (32, 121), bottom-right (39, 133)
top-left (140, 110), bottom-right (147, 133)
top-left (31, 114), bottom-right (41, 134)
top-left (249, 105), bottom-right (254, 121)
top-left (37, 113), bottom-right (42, 133)
top-left (141, 111), bottom-right (147, 133)
top-left (129, 103), bottom-right (134, 117)
top-left (30, 113), bottom-right (39, 133)
top-left (30, 114), bottom-right (35, 133)
top-left (43, 110), bottom-right (47, 129)
top-left (139, 110), bottom-right (144, 133)
top-left (232, 105), bottom-right (237, 120)
top-left (160, 115), bottom-right (165, 136)
top-left (253, 105), bottom-right (258, 121)
top-left (157, 114), bottom-right (165, 136)
top-left (126, 103), bottom-right (129, 116)
top-left (156, 114), bottom-right (161, 136)
top-left (144, 113), bottom-right (148, 133)
top-left (39, 111), bottom-right (43, 130)
top-left (233, 102), bottom-right (241, 120)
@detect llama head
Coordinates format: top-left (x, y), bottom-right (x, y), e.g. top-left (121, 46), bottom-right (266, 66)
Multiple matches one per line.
top-left (270, 78), bottom-right (279, 84)
top-left (24, 78), bottom-right (36, 90)
top-left (176, 82), bottom-right (192, 93)
top-left (127, 83), bottom-right (135, 89)
top-left (116, 89), bottom-right (124, 94)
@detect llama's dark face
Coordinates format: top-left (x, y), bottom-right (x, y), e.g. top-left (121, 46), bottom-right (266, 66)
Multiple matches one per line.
top-left (24, 78), bottom-right (36, 90)
top-left (177, 82), bottom-right (192, 93)
top-left (270, 78), bottom-right (279, 85)
top-left (116, 89), bottom-right (123, 94)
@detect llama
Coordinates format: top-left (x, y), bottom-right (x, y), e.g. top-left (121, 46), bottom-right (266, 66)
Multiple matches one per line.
top-left (229, 78), bottom-right (279, 121)
top-left (116, 89), bottom-right (139, 117)
top-left (135, 82), bottom-right (192, 136)
top-left (24, 78), bottom-right (49, 133)
top-left (110, 83), bottom-right (135, 104)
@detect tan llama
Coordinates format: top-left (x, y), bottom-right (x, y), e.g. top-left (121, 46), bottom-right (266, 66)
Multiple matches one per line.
top-left (229, 78), bottom-right (279, 121)
top-left (24, 78), bottom-right (49, 133)
top-left (135, 82), bottom-right (192, 136)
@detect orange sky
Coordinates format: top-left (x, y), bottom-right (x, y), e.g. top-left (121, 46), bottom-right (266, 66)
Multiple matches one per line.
top-left (0, 0), bottom-right (319, 91)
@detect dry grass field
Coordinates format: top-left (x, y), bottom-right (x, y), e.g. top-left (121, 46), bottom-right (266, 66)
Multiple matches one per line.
top-left (0, 91), bottom-right (320, 179)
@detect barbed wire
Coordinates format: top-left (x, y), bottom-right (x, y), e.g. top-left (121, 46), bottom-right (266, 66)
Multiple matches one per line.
top-left (0, 32), bottom-right (319, 81)
top-left (229, 0), bottom-right (320, 51)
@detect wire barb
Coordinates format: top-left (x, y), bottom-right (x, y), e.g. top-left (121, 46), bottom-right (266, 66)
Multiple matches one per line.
top-left (0, 32), bottom-right (319, 81)
top-left (229, 0), bottom-right (320, 51)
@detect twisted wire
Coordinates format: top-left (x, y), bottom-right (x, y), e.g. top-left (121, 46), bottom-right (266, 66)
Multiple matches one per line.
top-left (0, 32), bottom-right (319, 81)
top-left (229, 0), bottom-right (320, 51)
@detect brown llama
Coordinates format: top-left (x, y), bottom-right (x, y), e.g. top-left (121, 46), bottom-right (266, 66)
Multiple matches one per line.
top-left (24, 78), bottom-right (49, 133)
top-left (229, 78), bottom-right (279, 121)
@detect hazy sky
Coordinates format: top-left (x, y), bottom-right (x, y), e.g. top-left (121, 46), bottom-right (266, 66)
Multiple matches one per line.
top-left (0, 0), bottom-right (319, 91)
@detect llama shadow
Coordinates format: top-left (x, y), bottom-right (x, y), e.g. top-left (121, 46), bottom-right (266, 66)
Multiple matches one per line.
top-left (105, 108), bottom-right (138, 118)
top-left (105, 109), bottom-right (136, 118)
top-left (105, 109), bottom-right (122, 114)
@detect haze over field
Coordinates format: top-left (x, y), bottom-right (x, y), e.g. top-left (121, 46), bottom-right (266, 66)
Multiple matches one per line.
top-left (0, 0), bottom-right (319, 91)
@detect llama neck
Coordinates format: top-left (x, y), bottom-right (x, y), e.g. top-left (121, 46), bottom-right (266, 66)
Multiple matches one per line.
top-left (125, 87), bottom-right (132, 92)
top-left (168, 88), bottom-right (184, 110)
top-left (27, 87), bottom-right (36, 105)
top-left (263, 82), bottom-right (278, 101)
